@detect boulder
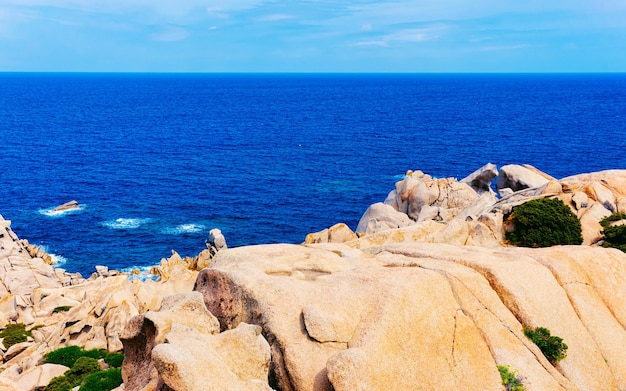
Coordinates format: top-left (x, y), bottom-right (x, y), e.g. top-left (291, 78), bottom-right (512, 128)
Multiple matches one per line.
top-left (355, 203), bottom-right (413, 235)
top-left (304, 223), bottom-right (358, 244)
top-left (120, 292), bottom-right (221, 391)
top-left (151, 323), bottom-right (272, 391)
top-left (460, 162), bottom-right (498, 194)
top-left (496, 164), bottom-right (553, 193)
top-left (207, 228), bottom-right (228, 256)
top-left (192, 242), bottom-right (626, 391)
top-left (51, 200), bottom-right (80, 212)
top-left (14, 363), bottom-right (69, 391)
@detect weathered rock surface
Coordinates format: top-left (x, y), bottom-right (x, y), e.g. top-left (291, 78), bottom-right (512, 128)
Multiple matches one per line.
top-left (193, 241), bottom-right (625, 391)
top-left (0, 214), bottom-right (199, 385)
top-left (121, 292), bottom-right (271, 391)
top-left (304, 223), bottom-right (358, 244)
top-left (51, 200), bottom-right (80, 212)
top-left (496, 164), bottom-right (554, 193)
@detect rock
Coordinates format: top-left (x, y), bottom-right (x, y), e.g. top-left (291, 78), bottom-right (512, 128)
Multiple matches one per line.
top-left (305, 223), bottom-right (357, 244)
top-left (3, 341), bottom-right (32, 361)
top-left (460, 163), bottom-right (498, 194)
top-left (355, 203), bottom-right (414, 235)
top-left (14, 363), bottom-right (69, 391)
top-left (120, 292), bottom-right (221, 391)
top-left (207, 228), bottom-right (228, 256)
top-left (496, 164), bottom-right (553, 193)
top-left (51, 200), bottom-right (80, 212)
top-left (192, 242), bottom-right (626, 391)
top-left (151, 323), bottom-right (272, 391)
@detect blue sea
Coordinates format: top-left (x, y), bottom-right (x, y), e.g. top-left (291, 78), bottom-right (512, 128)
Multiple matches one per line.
top-left (1, 73), bottom-right (625, 276)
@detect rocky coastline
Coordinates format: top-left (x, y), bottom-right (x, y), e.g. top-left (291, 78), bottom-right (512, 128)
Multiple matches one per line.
top-left (1, 163), bottom-right (625, 390)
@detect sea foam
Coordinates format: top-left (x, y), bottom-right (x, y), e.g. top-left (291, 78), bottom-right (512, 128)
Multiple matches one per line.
top-left (102, 218), bottom-right (153, 230)
top-left (162, 223), bottom-right (207, 235)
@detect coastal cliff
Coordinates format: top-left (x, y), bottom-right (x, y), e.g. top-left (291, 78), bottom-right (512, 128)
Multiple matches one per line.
top-left (1, 164), bottom-right (626, 391)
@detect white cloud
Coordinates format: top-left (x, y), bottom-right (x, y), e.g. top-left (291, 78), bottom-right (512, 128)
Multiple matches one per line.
top-left (257, 14), bottom-right (294, 22)
top-left (353, 26), bottom-right (446, 47)
top-left (360, 23), bottom-right (372, 31)
top-left (151, 26), bottom-right (189, 42)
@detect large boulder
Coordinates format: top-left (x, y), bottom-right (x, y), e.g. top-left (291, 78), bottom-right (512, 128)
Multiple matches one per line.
top-left (460, 162), bottom-right (498, 194)
top-left (496, 164), bottom-right (553, 193)
top-left (193, 242), bottom-right (626, 390)
top-left (355, 203), bottom-right (413, 235)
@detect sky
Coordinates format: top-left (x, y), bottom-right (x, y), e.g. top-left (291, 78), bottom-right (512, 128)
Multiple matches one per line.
top-left (0, 0), bottom-right (625, 72)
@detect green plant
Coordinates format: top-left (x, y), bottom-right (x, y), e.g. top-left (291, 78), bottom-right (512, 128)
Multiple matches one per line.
top-left (104, 352), bottom-right (124, 368)
top-left (52, 306), bottom-right (73, 313)
top-left (0, 323), bottom-right (32, 347)
top-left (44, 345), bottom-right (84, 367)
top-left (45, 376), bottom-right (73, 391)
top-left (498, 365), bottom-right (524, 391)
top-left (44, 346), bottom-right (107, 367)
top-left (600, 212), bottom-right (626, 252)
top-left (79, 368), bottom-right (123, 391)
top-left (505, 198), bottom-right (583, 247)
top-left (64, 357), bottom-right (101, 384)
top-left (524, 326), bottom-right (568, 364)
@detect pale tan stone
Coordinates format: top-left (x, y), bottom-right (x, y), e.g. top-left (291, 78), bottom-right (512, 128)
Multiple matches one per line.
top-left (15, 363), bottom-right (69, 391)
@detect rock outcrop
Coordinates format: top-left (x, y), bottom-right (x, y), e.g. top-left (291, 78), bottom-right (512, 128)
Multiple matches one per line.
top-left (192, 242), bottom-right (626, 391)
top-left (121, 292), bottom-right (272, 391)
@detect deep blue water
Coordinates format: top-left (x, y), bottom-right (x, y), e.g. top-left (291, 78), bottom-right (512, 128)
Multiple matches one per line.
top-left (1, 73), bottom-right (625, 276)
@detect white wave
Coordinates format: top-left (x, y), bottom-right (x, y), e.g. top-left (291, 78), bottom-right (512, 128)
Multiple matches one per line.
top-left (120, 265), bottom-right (158, 281)
top-left (38, 204), bottom-right (85, 217)
top-left (49, 253), bottom-right (68, 267)
top-left (162, 223), bottom-right (206, 235)
top-left (101, 218), bottom-right (153, 230)
top-left (38, 245), bottom-right (68, 267)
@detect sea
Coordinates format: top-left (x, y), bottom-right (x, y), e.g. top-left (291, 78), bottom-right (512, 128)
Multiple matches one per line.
top-left (1, 73), bottom-right (625, 277)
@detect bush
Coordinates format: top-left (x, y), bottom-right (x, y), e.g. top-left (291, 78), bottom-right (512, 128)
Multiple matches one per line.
top-left (505, 198), bottom-right (583, 247)
top-left (104, 352), bottom-right (124, 368)
top-left (44, 345), bottom-right (84, 368)
top-left (79, 368), bottom-right (123, 391)
top-left (45, 346), bottom-right (107, 368)
top-left (0, 323), bottom-right (32, 348)
top-left (600, 212), bottom-right (626, 252)
top-left (524, 326), bottom-right (568, 364)
top-left (498, 365), bottom-right (524, 391)
top-left (64, 357), bottom-right (101, 384)
top-left (45, 376), bottom-right (73, 391)
top-left (52, 306), bottom-right (73, 313)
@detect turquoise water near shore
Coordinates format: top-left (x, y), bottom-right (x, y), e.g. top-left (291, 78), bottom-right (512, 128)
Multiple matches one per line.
top-left (1, 73), bottom-right (625, 276)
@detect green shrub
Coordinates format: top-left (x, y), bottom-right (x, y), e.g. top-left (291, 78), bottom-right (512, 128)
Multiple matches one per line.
top-left (52, 306), bottom-right (73, 313)
top-left (45, 346), bottom-right (107, 367)
top-left (0, 323), bottom-right (32, 348)
top-left (600, 212), bottom-right (626, 252)
top-left (79, 368), bottom-right (123, 391)
top-left (505, 198), bottom-right (583, 247)
top-left (45, 345), bottom-right (85, 368)
top-left (524, 326), bottom-right (568, 364)
top-left (65, 357), bottom-right (101, 384)
top-left (104, 352), bottom-right (124, 368)
top-left (45, 376), bottom-right (73, 391)
top-left (498, 365), bottom-right (524, 391)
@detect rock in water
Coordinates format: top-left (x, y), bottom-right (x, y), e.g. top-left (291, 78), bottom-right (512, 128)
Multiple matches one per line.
top-left (206, 228), bottom-right (227, 257)
top-left (51, 200), bottom-right (80, 212)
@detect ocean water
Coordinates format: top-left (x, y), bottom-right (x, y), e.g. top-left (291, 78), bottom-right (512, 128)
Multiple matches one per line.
top-left (1, 73), bottom-right (625, 276)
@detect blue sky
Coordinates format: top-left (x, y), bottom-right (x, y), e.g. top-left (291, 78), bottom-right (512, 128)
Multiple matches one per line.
top-left (1, 0), bottom-right (625, 72)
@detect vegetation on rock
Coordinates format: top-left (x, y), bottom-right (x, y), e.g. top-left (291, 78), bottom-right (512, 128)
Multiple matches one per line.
top-left (104, 352), bottom-right (124, 368)
top-left (44, 346), bottom-right (124, 391)
top-left (498, 365), bottom-right (524, 391)
top-left (44, 345), bottom-right (106, 368)
top-left (80, 368), bottom-right (123, 391)
top-left (52, 305), bottom-right (73, 313)
top-left (0, 323), bottom-right (32, 347)
top-left (524, 326), bottom-right (568, 364)
top-left (600, 212), bottom-right (626, 252)
top-left (505, 198), bottom-right (583, 247)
